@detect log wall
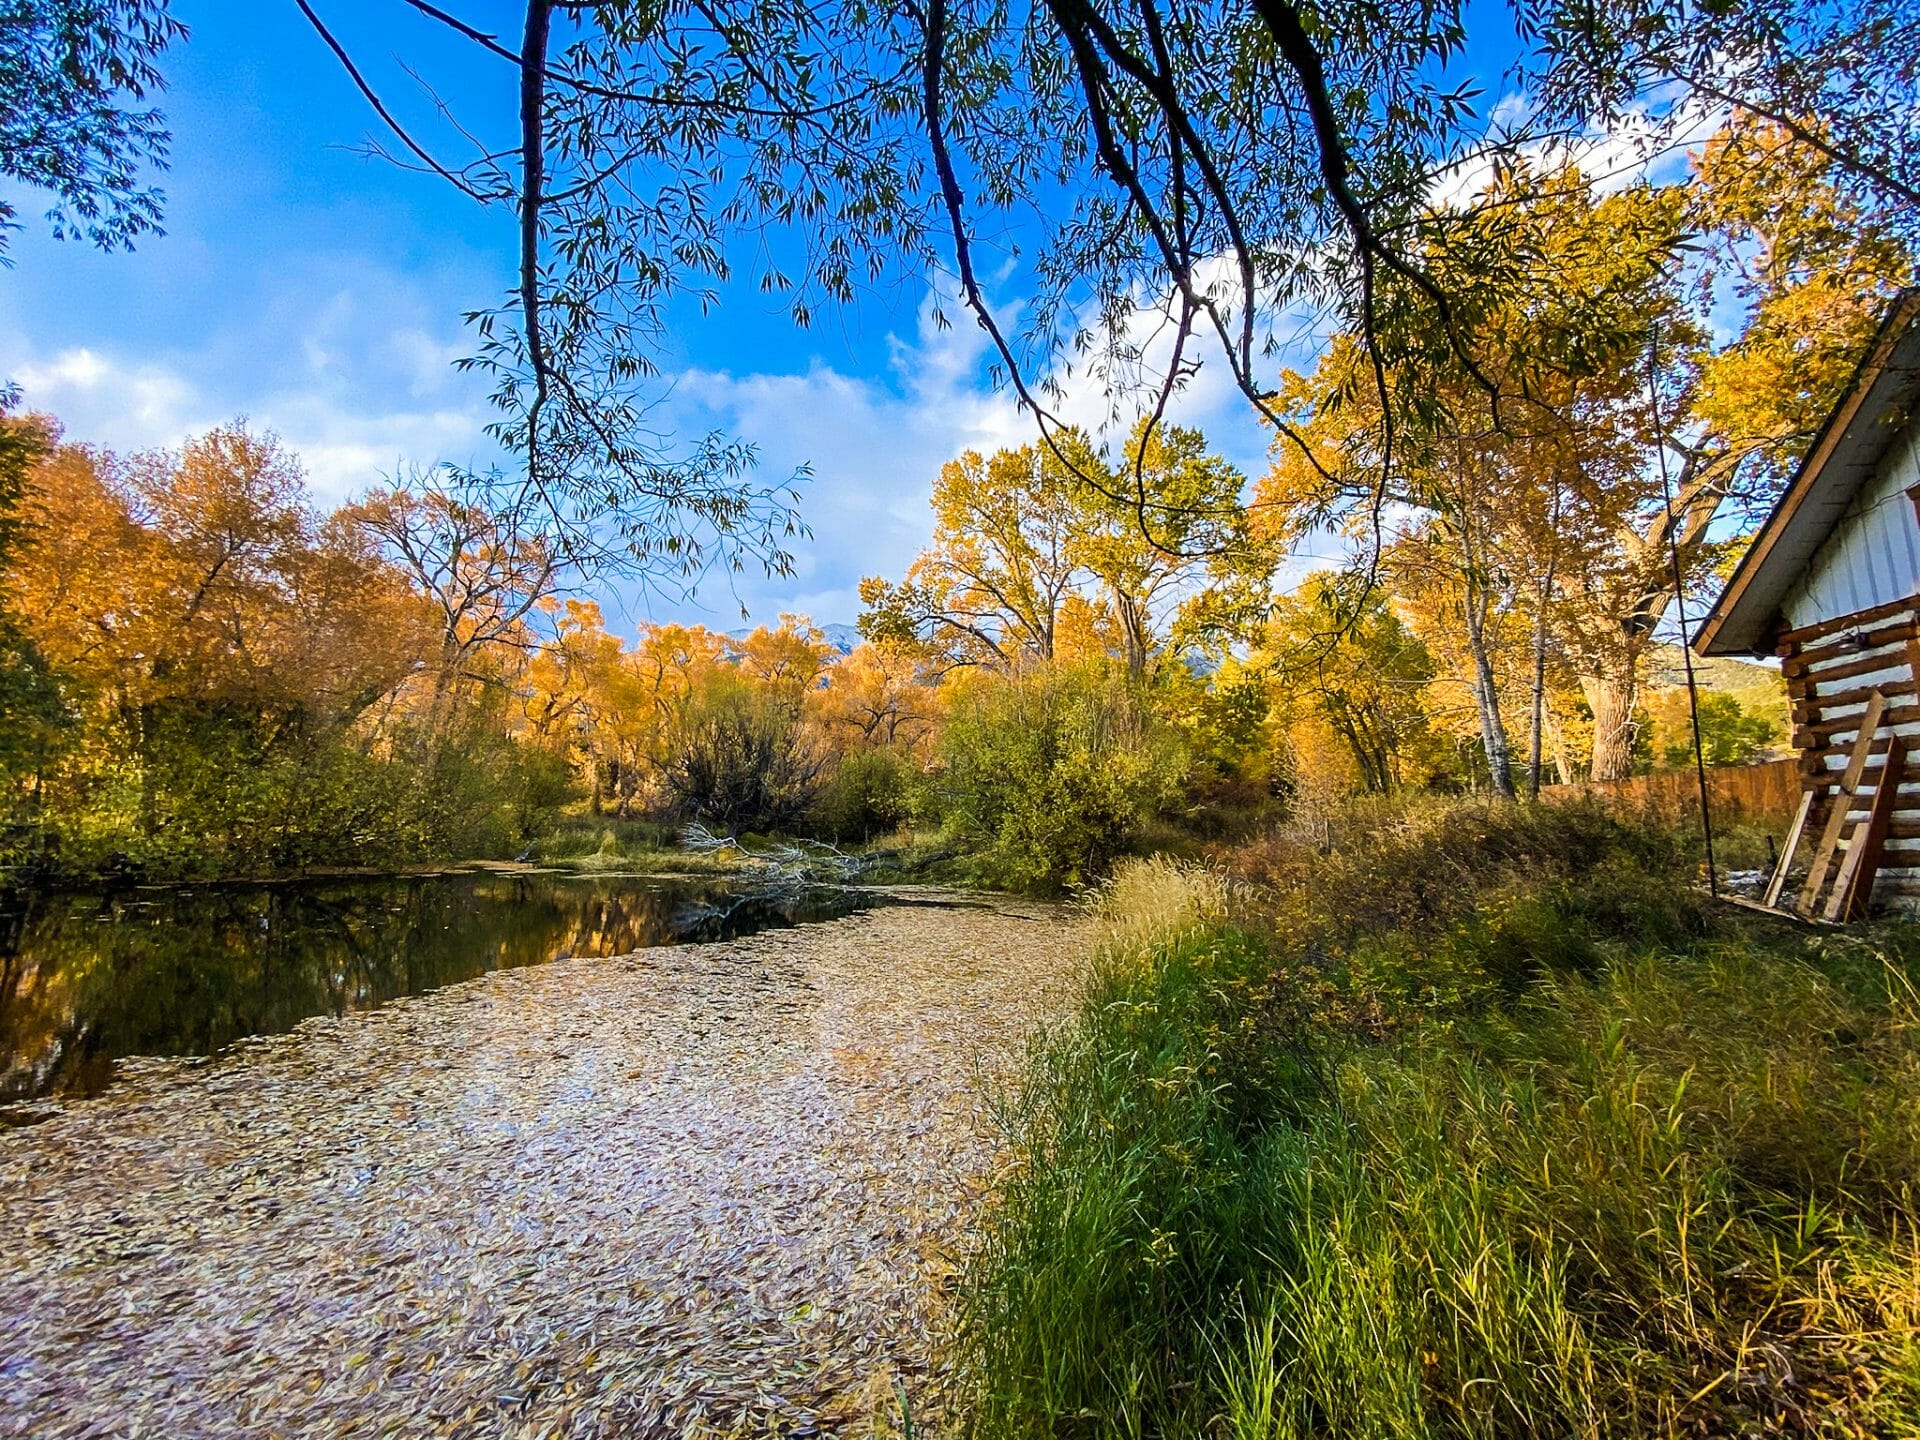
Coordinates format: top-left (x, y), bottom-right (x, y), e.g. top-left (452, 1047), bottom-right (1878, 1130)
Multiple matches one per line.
top-left (1779, 595), bottom-right (1920, 906)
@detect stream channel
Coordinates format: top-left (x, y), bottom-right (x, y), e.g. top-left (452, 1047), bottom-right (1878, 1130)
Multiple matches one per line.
top-left (0, 879), bottom-right (1079, 1436)
top-left (0, 871), bottom-right (867, 1111)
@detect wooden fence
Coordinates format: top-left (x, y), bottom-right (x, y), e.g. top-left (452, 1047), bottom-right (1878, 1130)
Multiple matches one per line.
top-left (1541, 758), bottom-right (1802, 827)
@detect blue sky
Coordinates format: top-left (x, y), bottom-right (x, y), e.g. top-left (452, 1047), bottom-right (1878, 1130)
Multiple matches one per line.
top-left (0, 1), bottom-right (1547, 629)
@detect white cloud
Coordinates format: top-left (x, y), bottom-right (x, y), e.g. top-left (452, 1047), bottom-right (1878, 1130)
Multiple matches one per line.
top-left (1430, 93), bottom-right (1728, 211)
top-left (2, 268), bottom-right (1290, 633)
top-left (655, 300), bottom-right (1026, 628)
top-left (0, 264), bottom-right (502, 503)
top-left (10, 346), bottom-right (205, 440)
top-left (2, 334), bottom-right (495, 501)
top-left (652, 284), bottom-right (1287, 629)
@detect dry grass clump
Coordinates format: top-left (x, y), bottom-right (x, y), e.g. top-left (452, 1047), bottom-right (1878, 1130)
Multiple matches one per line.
top-left (1225, 796), bottom-right (1691, 942)
top-left (1085, 855), bottom-right (1237, 960)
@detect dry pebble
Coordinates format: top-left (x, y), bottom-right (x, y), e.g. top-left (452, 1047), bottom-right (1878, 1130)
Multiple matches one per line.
top-left (0, 889), bottom-right (1084, 1439)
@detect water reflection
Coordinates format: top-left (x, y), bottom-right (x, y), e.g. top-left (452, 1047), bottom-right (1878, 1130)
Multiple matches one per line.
top-left (0, 872), bottom-right (863, 1105)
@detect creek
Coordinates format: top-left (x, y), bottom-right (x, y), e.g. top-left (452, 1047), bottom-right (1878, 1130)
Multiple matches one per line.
top-left (0, 869), bottom-right (866, 1110)
top-left (0, 886), bottom-right (1081, 1437)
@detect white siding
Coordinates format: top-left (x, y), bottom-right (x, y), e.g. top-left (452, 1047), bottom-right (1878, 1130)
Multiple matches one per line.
top-left (1784, 421), bottom-right (1920, 628)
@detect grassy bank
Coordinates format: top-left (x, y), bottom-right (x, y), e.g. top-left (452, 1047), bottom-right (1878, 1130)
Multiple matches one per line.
top-left (958, 802), bottom-right (1920, 1438)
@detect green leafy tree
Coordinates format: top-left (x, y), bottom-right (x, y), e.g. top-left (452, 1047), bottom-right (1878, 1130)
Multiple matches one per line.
top-left (0, 1), bottom-right (187, 262)
top-left (1656, 691), bottom-right (1779, 770)
top-left (293, 0), bottom-right (1912, 554)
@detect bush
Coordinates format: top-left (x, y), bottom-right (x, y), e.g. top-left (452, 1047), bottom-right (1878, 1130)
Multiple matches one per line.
top-left (32, 704), bottom-right (578, 880)
top-left (662, 682), bottom-right (827, 833)
top-left (42, 703), bottom-right (425, 877)
top-left (936, 663), bottom-right (1189, 893)
top-left (809, 747), bottom-right (918, 842)
top-left (403, 723), bottom-right (578, 859)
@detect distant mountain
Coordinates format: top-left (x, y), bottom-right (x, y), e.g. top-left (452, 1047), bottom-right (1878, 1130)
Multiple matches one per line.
top-left (726, 621), bottom-right (863, 657)
top-left (1644, 642), bottom-right (1785, 715)
top-left (818, 623), bottom-right (862, 656)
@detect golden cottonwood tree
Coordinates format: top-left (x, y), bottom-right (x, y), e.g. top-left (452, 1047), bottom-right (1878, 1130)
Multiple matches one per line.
top-left (344, 476), bottom-right (567, 737)
top-left (865, 425), bottom-right (1263, 678)
top-left (1258, 156), bottom-right (1691, 793)
top-left (1262, 574), bottom-right (1440, 794)
top-left (3, 423), bottom-right (458, 867)
top-left (1069, 420), bottom-right (1272, 679)
top-left (860, 436), bottom-right (1095, 668)
top-left (1262, 128), bottom-right (1914, 784)
top-left (817, 640), bottom-right (937, 752)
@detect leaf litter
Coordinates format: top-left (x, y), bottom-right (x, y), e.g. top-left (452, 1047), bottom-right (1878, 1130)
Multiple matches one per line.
top-left (0, 888), bottom-right (1084, 1439)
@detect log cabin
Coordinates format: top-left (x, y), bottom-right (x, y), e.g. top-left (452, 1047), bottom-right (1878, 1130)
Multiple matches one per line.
top-left (1694, 289), bottom-right (1920, 917)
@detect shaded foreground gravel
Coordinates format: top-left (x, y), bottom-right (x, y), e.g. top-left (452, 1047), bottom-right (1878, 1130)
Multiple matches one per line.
top-left (0, 889), bottom-right (1084, 1439)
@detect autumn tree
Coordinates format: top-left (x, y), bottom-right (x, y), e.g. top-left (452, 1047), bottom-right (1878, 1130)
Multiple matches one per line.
top-left (345, 471), bottom-right (568, 736)
top-left (1541, 123), bottom-right (1913, 777)
top-left (861, 437), bottom-right (1094, 669)
top-left (1070, 421), bottom-right (1271, 679)
top-left (818, 640), bottom-right (937, 753)
top-left (1263, 574), bottom-right (1439, 795)
top-left (13, 425), bottom-right (418, 724)
top-left (1261, 129), bottom-right (1912, 784)
top-left (2, 423), bottom-right (474, 868)
top-left (1258, 161), bottom-right (1692, 791)
top-left (865, 425), bottom-right (1265, 678)
top-left (728, 616), bottom-right (834, 705)
top-left (520, 598), bottom-right (617, 756)
top-left (0, 413), bottom-right (68, 820)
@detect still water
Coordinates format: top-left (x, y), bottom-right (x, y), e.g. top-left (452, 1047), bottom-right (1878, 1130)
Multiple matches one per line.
top-left (0, 871), bottom-right (867, 1107)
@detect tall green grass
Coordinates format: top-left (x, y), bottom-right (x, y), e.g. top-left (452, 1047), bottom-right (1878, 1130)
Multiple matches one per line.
top-left (957, 806), bottom-right (1920, 1439)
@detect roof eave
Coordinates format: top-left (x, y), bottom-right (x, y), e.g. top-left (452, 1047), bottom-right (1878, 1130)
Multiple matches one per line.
top-left (1695, 289), bottom-right (1920, 658)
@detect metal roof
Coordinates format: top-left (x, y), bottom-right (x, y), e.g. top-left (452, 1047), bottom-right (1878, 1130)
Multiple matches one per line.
top-left (1696, 290), bottom-right (1920, 657)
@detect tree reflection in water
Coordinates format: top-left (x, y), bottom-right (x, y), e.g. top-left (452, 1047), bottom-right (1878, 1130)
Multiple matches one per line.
top-left (0, 874), bottom-right (862, 1105)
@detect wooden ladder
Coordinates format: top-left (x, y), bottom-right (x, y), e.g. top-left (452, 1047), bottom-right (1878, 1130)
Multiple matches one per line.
top-left (1768, 690), bottom-right (1906, 921)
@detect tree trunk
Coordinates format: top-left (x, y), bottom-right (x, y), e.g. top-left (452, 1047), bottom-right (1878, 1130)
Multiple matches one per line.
top-left (1463, 592), bottom-right (1516, 800)
top-left (1113, 589), bottom-right (1150, 680)
top-left (1544, 704), bottom-right (1574, 787)
top-left (1526, 560), bottom-right (1556, 800)
top-left (1583, 668), bottom-right (1639, 782)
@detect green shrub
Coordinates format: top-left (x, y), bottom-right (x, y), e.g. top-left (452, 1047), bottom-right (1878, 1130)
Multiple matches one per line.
top-left (43, 703), bottom-right (423, 876)
top-left (34, 704), bottom-right (578, 880)
top-left (809, 747), bottom-right (918, 842)
top-left (937, 662), bottom-right (1189, 893)
top-left (403, 723), bottom-right (578, 859)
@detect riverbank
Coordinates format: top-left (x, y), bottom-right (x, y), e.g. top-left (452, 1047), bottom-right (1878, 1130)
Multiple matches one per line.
top-left (957, 806), bottom-right (1920, 1438)
top-left (0, 891), bottom-right (1086, 1438)
top-left (2, 821), bottom-right (959, 895)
